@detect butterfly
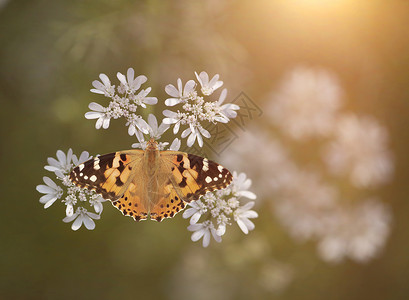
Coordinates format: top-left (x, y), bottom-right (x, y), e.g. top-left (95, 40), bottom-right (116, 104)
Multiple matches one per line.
top-left (69, 138), bottom-right (233, 222)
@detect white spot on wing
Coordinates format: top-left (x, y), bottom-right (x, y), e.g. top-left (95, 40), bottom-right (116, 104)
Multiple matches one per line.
top-left (213, 177), bottom-right (218, 181)
top-left (205, 176), bottom-right (212, 183)
top-left (94, 158), bottom-right (100, 170)
top-left (90, 175), bottom-right (97, 182)
top-left (202, 159), bottom-right (209, 172)
top-left (217, 165), bottom-right (224, 172)
top-left (84, 175), bottom-right (88, 180)
top-left (78, 164), bottom-right (84, 171)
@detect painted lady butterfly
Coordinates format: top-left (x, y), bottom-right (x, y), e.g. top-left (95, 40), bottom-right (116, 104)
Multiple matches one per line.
top-left (69, 138), bottom-right (232, 222)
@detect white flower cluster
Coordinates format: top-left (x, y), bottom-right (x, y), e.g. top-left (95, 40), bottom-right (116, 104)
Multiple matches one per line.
top-left (183, 172), bottom-right (258, 247)
top-left (85, 69), bottom-right (239, 147)
top-left (163, 71), bottom-right (240, 147)
top-left (36, 149), bottom-right (106, 230)
top-left (317, 199), bottom-right (392, 263)
top-left (85, 68), bottom-right (157, 135)
top-left (267, 67), bottom-right (342, 140)
top-left (323, 114), bottom-right (394, 187)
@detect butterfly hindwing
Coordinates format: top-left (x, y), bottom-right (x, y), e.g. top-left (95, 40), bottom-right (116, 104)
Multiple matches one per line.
top-left (112, 182), bottom-right (149, 221)
top-left (149, 180), bottom-right (187, 222)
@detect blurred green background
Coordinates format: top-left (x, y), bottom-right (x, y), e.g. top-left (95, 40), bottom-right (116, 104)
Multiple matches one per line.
top-left (1, 0), bottom-right (409, 299)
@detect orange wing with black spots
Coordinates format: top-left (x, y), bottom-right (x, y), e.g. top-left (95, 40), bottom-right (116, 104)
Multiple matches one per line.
top-left (149, 152), bottom-right (233, 222)
top-left (69, 150), bottom-right (149, 221)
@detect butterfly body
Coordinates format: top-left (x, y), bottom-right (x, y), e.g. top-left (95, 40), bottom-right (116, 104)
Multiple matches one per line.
top-left (70, 139), bottom-right (232, 222)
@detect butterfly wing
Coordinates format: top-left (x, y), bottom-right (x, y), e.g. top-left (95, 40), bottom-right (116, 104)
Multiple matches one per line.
top-left (149, 151), bottom-right (233, 222)
top-left (69, 150), bottom-right (150, 221)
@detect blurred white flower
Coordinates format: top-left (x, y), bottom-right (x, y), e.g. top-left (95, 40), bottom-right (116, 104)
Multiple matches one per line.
top-left (317, 199), bottom-right (392, 263)
top-left (220, 126), bottom-right (291, 199)
top-left (273, 166), bottom-right (338, 241)
top-left (195, 71), bottom-right (223, 95)
top-left (323, 114), bottom-right (394, 187)
top-left (258, 260), bottom-right (294, 294)
top-left (63, 207), bottom-right (101, 231)
top-left (267, 67), bottom-right (342, 140)
top-left (36, 176), bottom-right (63, 208)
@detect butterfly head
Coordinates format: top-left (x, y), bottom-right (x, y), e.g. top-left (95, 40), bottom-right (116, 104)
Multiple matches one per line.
top-left (146, 138), bottom-right (159, 151)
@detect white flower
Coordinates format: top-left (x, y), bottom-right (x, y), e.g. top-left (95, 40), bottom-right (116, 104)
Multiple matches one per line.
top-left (36, 176), bottom-right (63, 208)
top-left (133, 88), bottom-right (158, 107)
top-left (126, 114), bottom-right (149, 136)
top-left (89, 194), bottom-right (106, 214)
top-left (234, 201), bottom-right (258, 234)
top-left (181, 124), bottom-right (210, 147)
top-left (215, 88), bottom-right (239, 123)
top-left (267, 66), bottom-right (342, 140)
top-left (146, 114), bottom-right (169, 139)
top-left (44, 149), bottom-right (74, 176)
top-left (183, 201), bottom-right (207, 224)
top-left (231, 171), bottom-right (257, 200)
top-left (117, 68), bottom-right (147, 93)
top-left (72, 151), bottom-right (92, 166)
top-left (195, 71), bottom-right (223, 95)
top-left (188, 221), bottom-right (221, 247)
top-left (165, 78), bottom-right (196, 106)
top-left (63, 207), bottom-right (100, 231)
top-left (169, 138), bottom-right (181, 151)
top-left (64, 193), bottom-right (77, 217)
top-left (163, 109), bottom-right (183, 134)
top-left (131, 114), bottom-right (171, 149)
top-left (323, 114), bottom-right (394, 187)
top-left (85, 102), bottom-right (111, 129)
top-left (90, 73), bottom-right (115, 97)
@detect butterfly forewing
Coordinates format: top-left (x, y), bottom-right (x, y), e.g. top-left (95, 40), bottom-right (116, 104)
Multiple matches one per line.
top-left (70, 150), bottom-right (142, 199)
